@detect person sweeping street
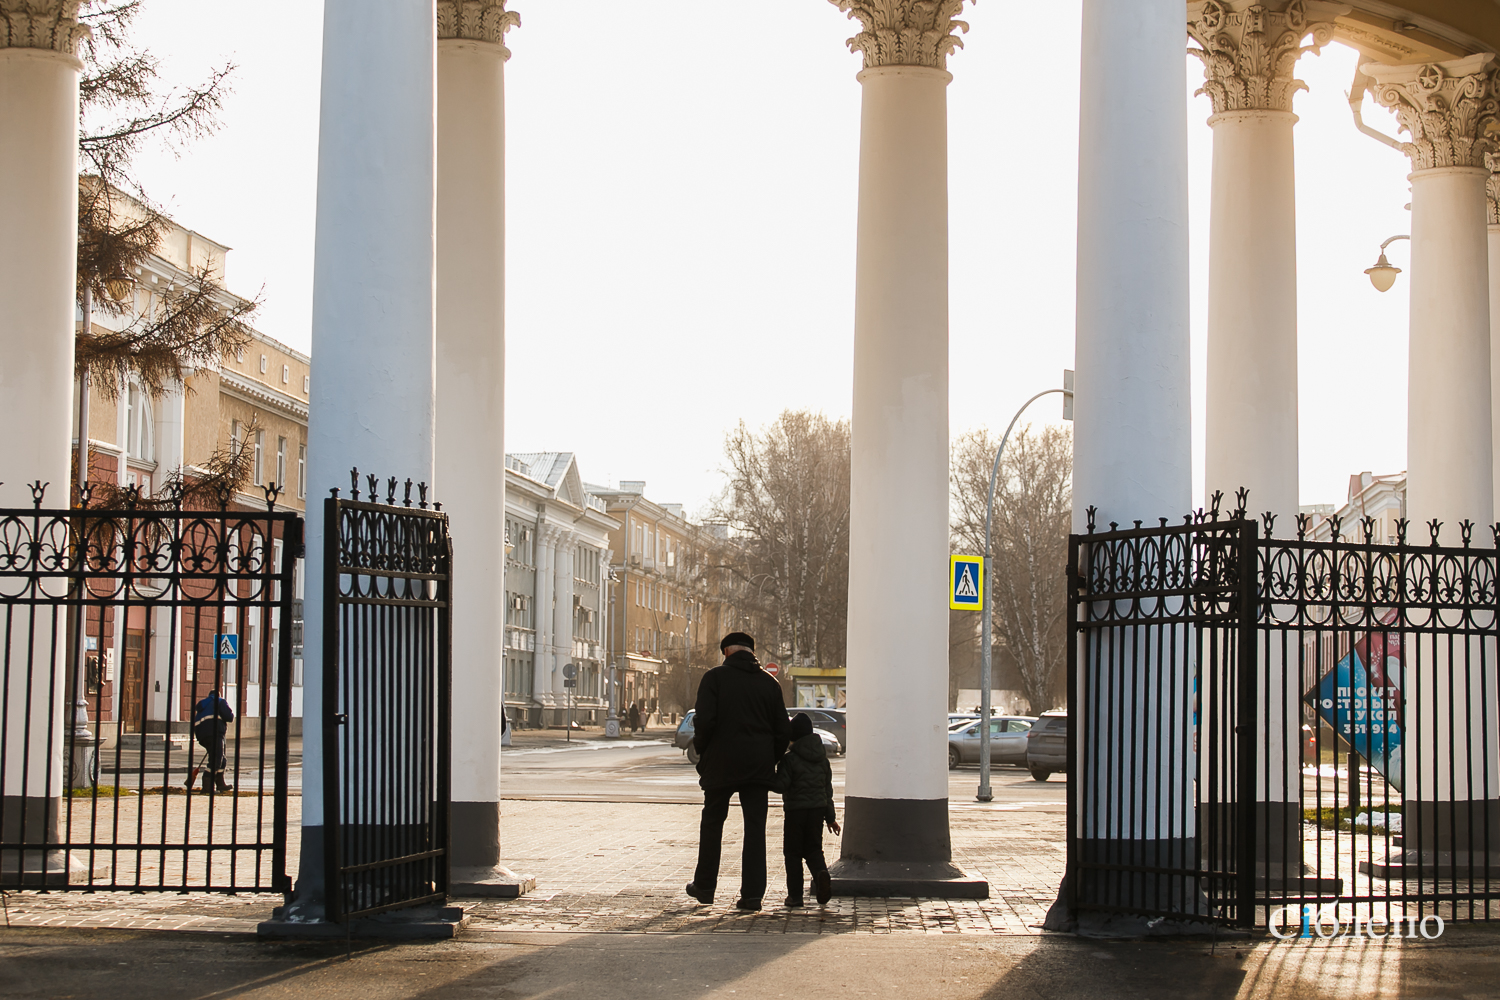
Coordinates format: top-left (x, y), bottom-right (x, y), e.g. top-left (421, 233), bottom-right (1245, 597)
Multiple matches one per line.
top-left (772, 712), bottom-right (839, 907)
top-left (192, 687), bottom-right (235, 793)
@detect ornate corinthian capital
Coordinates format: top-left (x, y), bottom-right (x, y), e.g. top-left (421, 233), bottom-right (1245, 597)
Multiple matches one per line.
top-left (829, 0), bottom-right (974, 71)
top-left (0, 0), bottom-right (89, 55)
top-left (1187, 1), bottom-right (1348, 114)
top-left (438, 0), bottom-right (519, 55)
top-left (1365, 54), bottom-right (1500, 172)
top-left (1487, 153), bottom-right (1500, 225)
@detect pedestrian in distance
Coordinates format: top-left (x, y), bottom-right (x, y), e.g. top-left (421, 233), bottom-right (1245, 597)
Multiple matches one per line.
top-left (628, 702), bottom-right (641, 734)
top-left (191, 687), bottom-right (235, 793)
top-left (686, 632), bottom-right (791, 911)
top-left (772, 712), bottom-right (840, 907)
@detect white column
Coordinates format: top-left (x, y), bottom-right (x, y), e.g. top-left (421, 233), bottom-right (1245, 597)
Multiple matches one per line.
top-left (1072, 0), bottom-right (1192, 532)
top-left (0, 7), bottom-right (84, 508)
top-left (1366, 56), bottom-right (1496, 537)
top-left (531, 526), bottom-right (555, 716)
top-left (0, 1), bottom-right (86, 870)
top-left (1053, 0), bottom-right (1192, 930)
top-left (295, 0), bottom-right (437, 910)
top-left (1192, 1), bottom-right (1346, 526)
top-left (435, 0), bottom-right (517, 871)
top-left (830, 0), bottom-right (973, 890)
top-left (1190, 1), bottom-right (1346, 872)
top-left (1366, 55), bottom-right (1500, 865)
top-left (553, 534), bottom-right (576, 703)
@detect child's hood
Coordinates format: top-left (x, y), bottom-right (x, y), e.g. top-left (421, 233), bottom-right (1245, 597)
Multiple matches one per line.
top-left (790, 732), bottom-right (827, 761)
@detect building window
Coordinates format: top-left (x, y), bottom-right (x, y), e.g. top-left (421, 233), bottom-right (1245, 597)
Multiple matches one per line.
top-left (276, 436), bottom-right (287, 489)
top-left (281, 364), bottom-right (290, 384)
top-left (303, 374), bottom-right (310, 393)
top-left (253, 430), bottom-right (265, 485)
top-left (259, 354), bottom-right (268, 374)
top-left (298, 444), bottom-right (306, 498)
top-left (235, 346), bottom-right (245, 363)
top-left (125, 384), bottom-right (154, 462)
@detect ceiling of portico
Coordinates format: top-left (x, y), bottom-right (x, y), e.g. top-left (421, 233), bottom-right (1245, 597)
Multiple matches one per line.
top-left (1336, 1), bottom-right (1500, 63)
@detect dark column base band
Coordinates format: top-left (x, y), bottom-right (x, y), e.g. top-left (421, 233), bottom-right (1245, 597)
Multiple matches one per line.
top-left (838, 796), bottom-right (952, 864)
top-left (451, 800), bottom-right (501, 868)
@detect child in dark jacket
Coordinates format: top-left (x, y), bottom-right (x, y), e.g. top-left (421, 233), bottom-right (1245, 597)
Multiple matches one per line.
top-left (772, 713), bottom-right (840, 907)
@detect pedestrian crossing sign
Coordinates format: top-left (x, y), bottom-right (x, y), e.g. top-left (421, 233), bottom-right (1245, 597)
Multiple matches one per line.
top-left (950, 555), bottom-right (984, 611)
top-left (214, 633), bottom-right (239, 661)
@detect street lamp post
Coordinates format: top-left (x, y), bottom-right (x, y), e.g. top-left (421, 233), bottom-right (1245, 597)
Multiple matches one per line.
top-left (976, 374), bottom-right (1073, 803)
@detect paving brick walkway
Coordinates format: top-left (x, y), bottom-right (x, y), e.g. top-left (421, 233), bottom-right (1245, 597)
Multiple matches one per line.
top-left (0, 798), bottom-right (1066, 936)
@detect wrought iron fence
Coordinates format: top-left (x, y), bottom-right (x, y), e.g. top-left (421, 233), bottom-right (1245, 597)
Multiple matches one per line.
top-left (1067, 493), bottom-right (1500, 929)
top-left (0, 482), bottom-right (300, 892)
top-left (323, 471), bottom-right (452, 921)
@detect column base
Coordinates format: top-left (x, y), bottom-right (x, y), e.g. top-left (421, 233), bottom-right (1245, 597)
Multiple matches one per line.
top-left (451, 800), bottom-right (501, 868)
top-left (451, 864), bottom-right (536, 898)
top-left (827, 858), bottom-right (988, 899)
top-left (258, 903), bottom-right (469, 940)
top-left (839, 796), bottom-right (952, 862)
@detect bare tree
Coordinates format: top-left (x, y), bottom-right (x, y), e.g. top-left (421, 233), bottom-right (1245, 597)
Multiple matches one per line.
top-left (711, 411), bottom-right (851, 674)
top-left (951, 424), bottom-right (1072, 715)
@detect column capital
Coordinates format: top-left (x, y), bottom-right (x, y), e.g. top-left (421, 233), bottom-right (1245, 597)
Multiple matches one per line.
top-left (1365, 54), bottom-right (1500, 172)
top-left (1187, 1), bottom-right (1348, 115)
top-left (829, 0), bottom-right (973, 71)
top-left (0, 0), bottom-right (89, 56)
top-left (437, 0), bottom-right (519, 56)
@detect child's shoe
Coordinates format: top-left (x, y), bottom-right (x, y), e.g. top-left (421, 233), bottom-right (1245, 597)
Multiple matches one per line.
top-left (813, 870), bottom-right (833, 905)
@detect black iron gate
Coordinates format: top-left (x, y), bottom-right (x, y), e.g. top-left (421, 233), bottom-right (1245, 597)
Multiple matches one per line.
top-left (323, 473), bottom-right (452, 921)
top-left (1067, 494), bottom-right (1500, 928)
top-left (0, 483), bottom-right (300, 892)
top-left (1066, 506), bottom-right (1257, 926)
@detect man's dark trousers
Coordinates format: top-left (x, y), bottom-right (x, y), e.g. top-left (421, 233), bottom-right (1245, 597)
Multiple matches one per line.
top-left (782, 806), bottom-right (829, 899)
top-left (693, 785), bottom-right (769, 901)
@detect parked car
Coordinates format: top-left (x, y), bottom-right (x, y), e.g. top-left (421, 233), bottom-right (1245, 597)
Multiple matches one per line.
top-left (1025, 711), bottom-right (1068, 780)
top-left (948, 713), bottom-right (979, 730)
top-left (675, 709), bottom-right (840, 762)
top-left (790, 708), bottom-right (846, 752)
top-left (947, 717), bottom-right (1036, 768)
top-left (675, 711), bottom-right (699, 763)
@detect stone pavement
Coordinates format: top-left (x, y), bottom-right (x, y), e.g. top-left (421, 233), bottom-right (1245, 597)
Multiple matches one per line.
top-left (0, 797), bottom-right (1065, 936)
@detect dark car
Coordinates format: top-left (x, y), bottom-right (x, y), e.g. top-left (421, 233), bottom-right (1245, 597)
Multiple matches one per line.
top-left (1025, 711), bottom-right (1068, 781)
top-left (790, 708), bottom-right (846, 752)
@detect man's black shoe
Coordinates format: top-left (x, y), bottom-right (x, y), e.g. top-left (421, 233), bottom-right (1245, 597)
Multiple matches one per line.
top-left (685, 882), bottom-right (713, 905)
top-left (784, 896), bottom-right (805, 908)
top-left (813, 870), bottom-right (833, 906)
top-left (734, 898), bottom-right (761, 911)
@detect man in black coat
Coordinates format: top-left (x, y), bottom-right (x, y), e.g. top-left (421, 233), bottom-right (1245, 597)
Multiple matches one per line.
top-left (685, 632), bottom-right (790, 911)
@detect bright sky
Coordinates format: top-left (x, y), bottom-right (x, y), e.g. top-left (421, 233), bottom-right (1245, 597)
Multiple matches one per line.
top-left (126, 0), bottom-right (1416, 520)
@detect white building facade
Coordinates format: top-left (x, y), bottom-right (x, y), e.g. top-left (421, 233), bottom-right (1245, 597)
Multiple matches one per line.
top-left (502, 453), bottom-right (616, 728)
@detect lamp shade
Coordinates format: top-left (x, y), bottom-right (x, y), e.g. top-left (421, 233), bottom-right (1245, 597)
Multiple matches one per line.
top-left (1365, 253), bottom-right (1401, 293)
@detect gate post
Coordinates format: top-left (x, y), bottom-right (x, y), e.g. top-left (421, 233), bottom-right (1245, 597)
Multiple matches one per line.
top-left (1235, 518), bottom-right (1259, 927)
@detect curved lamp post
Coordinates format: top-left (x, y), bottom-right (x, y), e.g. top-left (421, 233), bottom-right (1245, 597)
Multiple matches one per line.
top-left (1365, 234), bottom-right (1409, 292)
top-left (976, 372), bottom-right (1074, 802)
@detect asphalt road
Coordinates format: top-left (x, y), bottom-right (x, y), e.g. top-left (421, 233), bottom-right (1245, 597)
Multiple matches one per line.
top-left (500, 738), bottom-right (1068, 811)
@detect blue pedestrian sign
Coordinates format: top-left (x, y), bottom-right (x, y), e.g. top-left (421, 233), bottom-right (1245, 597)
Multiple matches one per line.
top-left (214, 633), bottom-right (239, 661)
top-left (950, 555), bottom-right (984, 610)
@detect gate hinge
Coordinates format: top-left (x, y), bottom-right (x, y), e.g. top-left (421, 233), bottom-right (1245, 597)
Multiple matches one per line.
top-left (334, 713), bottom-right (347, 725)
